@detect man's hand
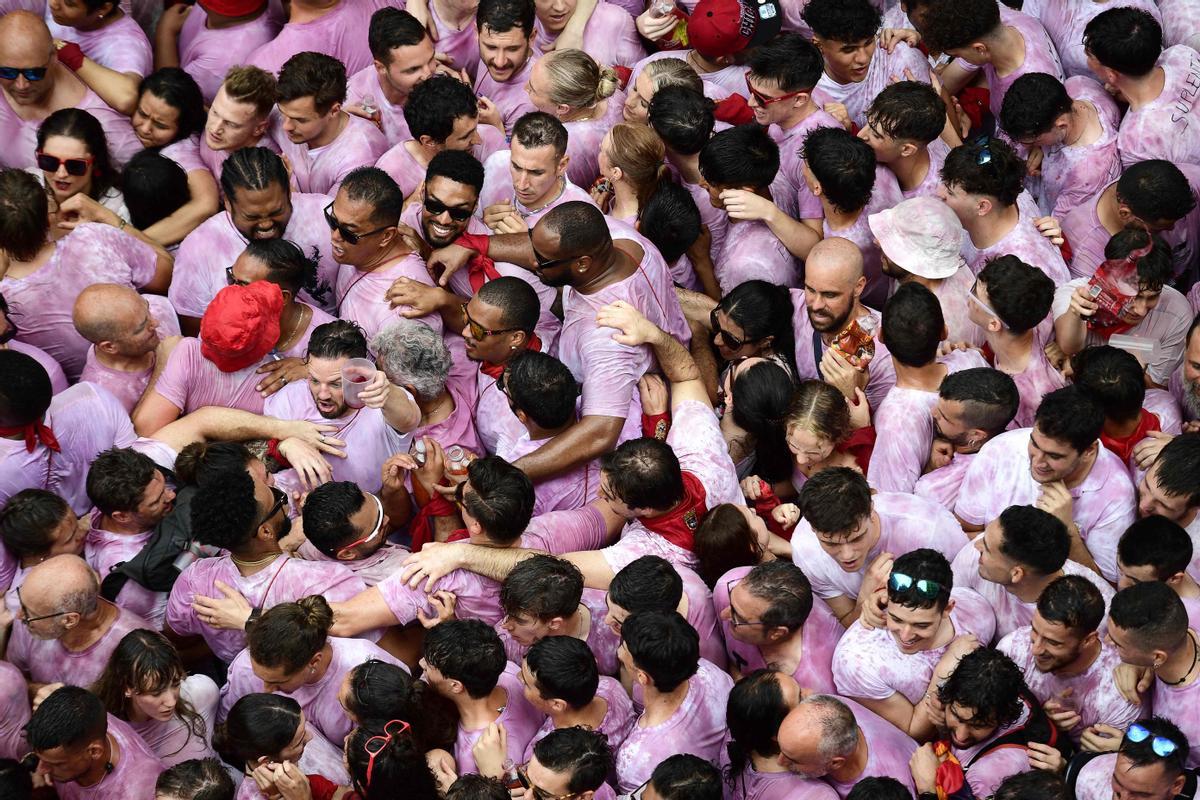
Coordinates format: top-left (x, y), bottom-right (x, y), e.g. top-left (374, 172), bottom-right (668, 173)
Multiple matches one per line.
top-left (1026, 146), bottom-right (1045, 177)
top-left (635, 8), bottom-right (678, 40)
top-left (1068, 284), bottom-right (1099, 320)
top-left (400, 541), bottom-right (465, 591)
top-left (387, 276), bottom-right (455, 316)
top-left (1132, 430), bottom-right (1174, 469)
top-left (471, 722), bottom-right (509, 779)
top-left (1081, 723), bottom-right (1124, 753)
top-left (382, 453), bottom-right (411, 496)
top-left (357, 369), bottom-right (395, 410)
top-left (1036, 481), bottom-right (1074, 529)
top-left (597, 300), bottom-right (661, 347)
top-left (155, 3), bottom-right (190, 38)
top-left (1027, 741), bottom-right (1066, 774)
top-left (1043, 692), bottom-right (1082, 734)
top-left (858, 586), bottom-right (888, 630)
top-left (417, 590), bottom-right (458, 628)
top-left (823, 102), bottom-right (852, 130)
top-left (1113, 662), bottom-right (1154, 705)
top-left (272, 761), bottom-right (312, 800)
top-left (720, 189), bottom-right (778, 224)
top-left (1034, 215), bottom-right (1065, 246)
top-left (925, 438), bottom-right (954, 473)
top-left (820, 347), bottom-right (870, 400)
top-left (482, 202), bottom-right (527, 235)
top-left (255, 357), bottom-right (308, 397)
top-left (909, 744), bottom-right (941, 794)
top-left (57, 192), bottom-right (122, 231)
top-left (32, 682), bottom-right (66, 712)
top-left (879, 28), bottom-right (920, 52)
top-left (637, 374), bottom-right (669, 416)
top-left (427, 243), bottom-right (476, 287)
top-left (847, 387), bottom-right (871, 430)
top-left (192, 581), bottom-right (253, 630)
top-left (277, 423), bottom-right (347, 458)
top-left (477, 96), bottom-right (503, 130)
top-left (863, 551), bottom-right (895, 596)
top-left (276, 439), bottom-right (333, 490)
top-left (740, 475), bottom-right (766, 501)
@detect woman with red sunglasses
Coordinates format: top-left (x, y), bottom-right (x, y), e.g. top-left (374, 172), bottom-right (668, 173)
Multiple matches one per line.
top-left (30, 107), bottom-right (127, 222)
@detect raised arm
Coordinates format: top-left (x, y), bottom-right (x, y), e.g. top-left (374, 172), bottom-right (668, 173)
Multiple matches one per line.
top-left (595, 300), bottom-right (710, 409)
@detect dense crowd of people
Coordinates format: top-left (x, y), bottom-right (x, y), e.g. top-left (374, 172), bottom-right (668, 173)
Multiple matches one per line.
top-left (1, 0), bottom-right (1200, 798)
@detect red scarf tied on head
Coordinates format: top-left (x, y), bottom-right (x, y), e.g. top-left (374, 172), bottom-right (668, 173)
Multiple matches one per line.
top-left (0, 420), bottom-right (61, 453)
top-left (639, 471), bottom-right (708, 552)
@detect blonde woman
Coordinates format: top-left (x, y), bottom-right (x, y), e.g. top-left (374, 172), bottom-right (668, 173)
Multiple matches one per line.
top-left (622, 57), bottom-right (704, 124)
top-left (592, 122), bottom-right (669, 222)
top-left (524, 48), bottom-right (626, 187)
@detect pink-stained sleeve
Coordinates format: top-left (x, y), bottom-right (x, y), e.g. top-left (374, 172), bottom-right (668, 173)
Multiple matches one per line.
top-left (521, 504), bottom-right (609, 554)
top-left (953, 434), bottom-right (1017, 527)
top-left (150, 337), bottom-right (199, 413)
top-left (0, 661), bottom-right (29, 760)
top-left (868, 388), bottom-right (938, 494)
top-left (574, 326), bottom-right (646, 419)
top-left (832, 624), bottom-right (910, 702)
top-left (965, 747), bottom-right (1032, 799)
top-left (1074, 753), bottom-right (1118, 800)
top-left (668, 400), bottom-right (744, 508)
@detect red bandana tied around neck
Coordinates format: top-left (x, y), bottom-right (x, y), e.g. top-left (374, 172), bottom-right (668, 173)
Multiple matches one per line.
top-left (455, 232), bottom-right (502, 293)
top-left (480, 333), bottom-right (543, 379)
top-left (1100, 409), bottom-right (1161, 463)
top-left (639, 471), bottom-right (708, 552)
top-left (0, 420), bottom-right (61, 453)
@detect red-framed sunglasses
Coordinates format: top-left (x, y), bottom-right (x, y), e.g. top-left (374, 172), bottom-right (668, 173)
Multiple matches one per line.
top-left (364, 719), bottom-right (411, 787)
top-left (744, 73), bottom-right (804, 107)
top-left (35, 151), bottom-right (94, 177)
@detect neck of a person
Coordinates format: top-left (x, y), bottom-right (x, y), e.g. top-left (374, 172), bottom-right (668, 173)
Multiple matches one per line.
top-left (99, 512), bottom-right (147, 536)
top-left (307, 112), bottom-right (347, 150)
top-left (1156, 629), bottom-right (1199, 685)
top-left (827, 731), bottom-right (869, 784)
top-left (561, 100), bottom-right (603, 123)
top-left (1010, 568), bottom-right (1063, 604)
top-left (456, 684), bottom-right (509, 729)
top-left (887, 147), bottom-right (931, 193)
top-left (757, 625), bottom-right (806, 668)
top-left (1103, 412), bottom-right (1145, 440)
top-left (76, 734), bottom-right (116, 787)
top-left (1175, 573), bottom-right (1200, 599)
top-left (550, 685), bottom-right (607, 730)
top-left (432, 0), bottom-right (476, 27)
top-left (570, 249), bottom-right (626, 296)
top-left (640, 676), bottom-right (691, 726)
top-left (610, 180), bottom-right (640, 220)
top-left (688, 50), bottom-right (724, 75)
top-left (207, 4), bottom-right (269, 29)
top-left (666, 150), bottom-right (702, 184)
top-left (418, 390), bottom-right (455, 426)
top-left (1117, 67), bottom-right (1167, 109)
top-left (229, 540), bottom-right (284, 577)
top-left (61, 599), bottom-right (118, 652)
top-left (288, 0), bottom-right (340, 25)
top-left (899, 272), bottom-right (943, 292)
top-left (892, 359), bottom-right (948, 392)
top-left (778, 100), bottom-right (820, 132)
top-left (819, 196), bottom-right (864, 231)
top-left (275, 301), bottom-right (309, 352)
top-left (750, 749), bottom-right (789, 774)
top-left (378, 72), bottom-right (409, 107)
top-left (357, 239), bottom-right (414, 273)
top-left (75, 7), bottom-right (124, 33)
top-left (1061, 447), bottom-right (1098, 490)
top-left (527, 417), bottom-right (574, 442)
top-left (985, 328), bottom-right (1034, 373)
top-left (1064, 100), bottom-right (1101, 148)
top-left (406, 139), bottom-right (439, 169)
top-left (1096, 182), bottom-right (1126, 235)
top-left (95, 345), bottom-right (155, 374)
top-left (306, 642), bottom-right (334, 685)
top-left (523, 177), bottom-right (566, 213)
top-left (986, 27), bottom-right (1025, 76)
top-left (964, 203), bottom-right (1019, 249)
top-left (1054, 636), bottom-right (1102, 679)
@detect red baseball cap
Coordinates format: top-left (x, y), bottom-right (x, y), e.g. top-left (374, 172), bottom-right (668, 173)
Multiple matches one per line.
top-left (200, 281), bottom-right (283, 373)
top-left (688, 0), bottom-right (782, 59)
top-left (198, 0), bottom-right (267, 16)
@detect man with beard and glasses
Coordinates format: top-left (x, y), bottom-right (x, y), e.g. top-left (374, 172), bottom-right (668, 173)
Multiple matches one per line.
top-left (915, 367), bottom-right (1019, 512)
top-left (790, 237), bottom-right (897, 411)
top-left (1169, 314), bottom-right (1200, 431)
top-left (264, 321), bottom-right (420, 495)
top-left (170, 148), bottom-right (338, 336)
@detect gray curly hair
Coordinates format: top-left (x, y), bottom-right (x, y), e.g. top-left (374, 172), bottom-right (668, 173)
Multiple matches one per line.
top-left (370, 319), bottom-right (451, 403)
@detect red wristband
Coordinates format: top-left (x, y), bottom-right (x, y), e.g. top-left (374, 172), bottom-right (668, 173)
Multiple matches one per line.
top-left (455, 232), bottom-right (490, 258)
top-left (56, 41), bottom-right (85, 72)
top-left (642, 410), bottom-right (670, 440)
top-left (265, 438), bottom-right (291, 469)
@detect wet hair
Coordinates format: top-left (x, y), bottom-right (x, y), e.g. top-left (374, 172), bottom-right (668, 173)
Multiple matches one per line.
top-left (600, 438), bottom-right (684, 511)
top-left (621, 611), bottom-right (700, 692)
top-left (1071, 345), bottom-right (1146, 423)
top-left (991, 769), bottom-right (1068, 800)
top-left (173, 442), bottom-right (255, 487)
top-left (740, 560), bottom-right (814, 630)
top-left (500, 554), bottom-right (583, 620)
top-left (306, 319), bottom-right (369, 361)
top-left (797, 467), bottom-right (872, 537)
top-left (475, 0), bottom-right (535, 37)
top-left (1034, 386), bottom-right (1105, 454)
top-left (881, 282), bottom-right (944, 367)
top-left (248, 596), bottom-right (334, 675)
top-left (996, 505), bottom-right (1071, 575)
top-left (461, 455), bottom-right (536, 544)
top-left (0, 489), bottom-right (72, 561)
top-left (371, 319), bottom-right (450, 403)
top-left (277, 51), bottom-right (347, 114)
top-left (726, 670), bottom-right (790, 784)
top-left (301, 481), bottom-right (370, 556)
top-left (920, 0), bottom-right (1001, 52)
top-left (404, 75), bottom-right (479, 143)
top-left (608, 555), bottom-right (684, 613)
top-left (1151, 433), bottom-right (1200, 507)
top-left (638, 180), bottom-right (701, 263)
top-left (511, 112), bottom-right (569, 160)
top-left (446, 775), bottom-right (510, 800)
top-left (532, 727), bottom-right (612, 794)
top-left (0, 169), bottom-right (51, 261)
top-left (866, 81), bottom-right (946, 144)
top-left (785, 379), bottom-right (853, 446)
top-left (340, 166), bottom-right (404, 227)
top-left (526, 636), bottom-right (600, 709)
top-left (940, 137), bottom-right (1024, 207)
top-left (694, 503), bottom-right (765, 588)
top-left (539, 49), bottom-right (620, 109)
top-left (746, 33), bottom-right (823, 92)
top-left (716, 280), bottom-right (798, 372)
top-left (649, 86), bottom-right (715, 156)
top-left (220, 66), bottom-right (277, 117)
top-left (85, 447), bottom-right (158, 516)
top-left (240, 237), bottom-right (328, 304)
top-left (1084, 7), bottom-right (1163, 77)
top-left (122, 151), bottom-right (189, 230)
top-left (1104, 228), bottom-right (1173, 292)
top-left (641, 58), bottom-right (704, 96)
top-left (25, 686), bottom-right (107, 752)
top-left (938, 368), bottom-right (1020, 437)
top-left (976, 255), bottom-right (1055, 333)
top-left (650, 754), bottom-right (722, 800)
top-left (342, 659), bottom-right (458, 751)
top-left (475, 275), bottom-right (539, 332)
top-left (604, 122), bottom-right (668, 209)
top-left (505, 351), bottom-right (578, 430)
top-left (937, 647), bottom-right (1026, 730)
top-left (427, 149), bottom-right (486, 195)
top-left (1036, 575), bottom-right (1105, 635)
top-left (92, 630), bottom-right (204, 749)
top-left (1119, 717), bottom-right (1190, 778)
top-left (999, 73), bottom-right (1073, 142)
top-left (802, 0), bottom-right (882, 43)
top-left (846, 777), bottom-right (916, 800)
top-left (1109, 581), bottom-right (1189, 653)
top-left (37, 108), bottom-right (119, 199)
top-left (345, 719), bottom-right (441, 800)
top-left (802, 126), bottom-right (878, 213)
top-left (888, 549), bottom-right (953, 611)
top-left (1116, 160), bottom-right (1197, 224)
top-left (155, 758), bottom-right (235, 800)
top-left (1118, 516), bottom-right (1194, 580)
top-left (137, 67), bottom-right (206, 143)
top-left (730, 360), bottom-right (794, 483)
top-left (213, 693), bottom-right (302, 767)
top-left (219, 147), bottom-right (289, 205)
top-left (189, 468), bottom-right (259, 550)
top-left (423, 619), bottom-right (507, 698)
top-left (368, 7), bottom-right (429, 63)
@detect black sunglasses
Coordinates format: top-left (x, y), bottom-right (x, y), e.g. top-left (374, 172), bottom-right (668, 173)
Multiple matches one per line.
top-left (0, 66), bottom-right (46, 81)
top-left (423, 191), bottom-right (473, 222)
top-left (225, 265), bottom-right (250, 286)
top-left (710, 307), bottom-right (764, 350)
top-left (324, 202), bottom-right (392, 245)
top-left (528, 229), bottom-right (576, 272)
top-left (257, 487), bottom-right (288, 528)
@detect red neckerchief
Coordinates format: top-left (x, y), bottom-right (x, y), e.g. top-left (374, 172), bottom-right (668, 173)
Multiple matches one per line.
top-left (479, 332), bottom-right (543, 379)
top-left (408, 492), bottom-right (458, 552)
top-left (467, 253), bottom-right (503, 293)
top-left (639, 471), bottom-right (707, 552)
top-left (0, 420), bottom-right (61, 453)
top-left (1100, 409), bottom-right (1161, 463)
top-left (839, 425), bottom-right (876, 475)
top-left (447, 528), bottom-right (470, 542)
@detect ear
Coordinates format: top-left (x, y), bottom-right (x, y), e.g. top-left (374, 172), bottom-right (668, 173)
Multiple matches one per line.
top-left (1010, 565), bottom-right (1025, 585)
top-left (374, 58), bottom-right (388, 76)
top-left (970, 42), bottom-right (989, 59)
top-left (828, 754), bottom-right (847, 772)
top-left (328, 101), bottom-right (343, 117)
top-left (898, 141), bottom-right (919, 159)
top-left (251, 116), bottom-right (270, 140)
top-left (1079, 629), bottom-right (1100, 649)
top-left (1166, 571), bottom-right (1187, 588)
top-left (853, 275), bottom-right (867, 299)
top-left (96, 339), bottom-right (120, 356)
top-left (976, 196), bottom-right (994, 217)
top-left (792, 91), bottom-right (812, 111)
top-left (556, 153), bottom-right (571, 176)
top-left (1172, 773), bottom-right (1188, 797)
top-left (335, 548), bottom-right (357, 561)
top-left (418, 133), bottom-right (439, 149)
top-left (943, 598), bottom-right (956, 616)
top-left (85, 740), bottom-right (106, 761)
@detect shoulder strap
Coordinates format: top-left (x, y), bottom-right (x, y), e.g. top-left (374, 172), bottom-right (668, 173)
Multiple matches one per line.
top-left (1064, 751), bottom-right (1105, 800)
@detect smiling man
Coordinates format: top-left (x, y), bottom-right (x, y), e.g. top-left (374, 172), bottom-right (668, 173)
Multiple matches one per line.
top-left (474, 0), bottom-right (539, 136)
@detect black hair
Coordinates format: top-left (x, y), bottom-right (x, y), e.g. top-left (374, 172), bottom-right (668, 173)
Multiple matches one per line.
top-left (1034, 386), bottom-right (1105, 454)
top-left (999, 73), bottom-right (1073, 142)
top-left (888, 548), bottom-right (953, 611)
top-left (345, 719), bottom-right (441, 800)
top-left (0, 759), bottom-right (32, 800)
top-left (138, 67), bottom-right (206, 143)
top-left (301, 481), bottom-right (368, 556)
top-left (937, 647), bottom-right (1026, 730)
top-left (608, 555), bottom-right (684, 613)
top-left (526, 636), bottom-right (600, 709)
top-left (500, 554), bottom-right (583, 620)
top-left (938, 368), bottom-right (1020, 437)
top-left (368, 7), bottom-right (429, 63)
top-left (219, 147), bottom-right (289, 206)
top-left (37, 108), bottom-right (119, 199)
top-left (797, 467), bottom-right (873, 536)
top-left (802, 0), bottom-right (882, 43)
top-left (846, 777), bottom-right (917, 800)
top-left (342, 659), bottom-right (458, 751)
top-left (730, 360), bottom-right (794, 483)
top-left (726, 670), bottom-right (790, 784)
top-left (1083, 7), bottom-right (1163, 77)
top-left (213, 694), bottom-right (302, 767)
top-left (0, 170), bottom-right (50, 262)
top-left (975, 255), bottom-right (1055, 333)
top-left (462, 455), bottom-right (536, 543)
top-left (505, 351), bottom-right (577, 429)
top-left (1071, 345), bottom-right (1147, 423)
top-left (717, 280), bottom-right (798, 374)
top-left (996, 505), bottom-right (1071, 575)
top-left (122, 151), bottom-right (190, 230)
top-left (173, 441), bottom-right (254, 487)
top-left (446, 775), bottom-right (510, 800)
top-left (85, 447), bottom-right (158, 516)
top-left (476, 0), bottom-right (535, 36)
top-left (621, 611), bottom-right (700, 692)
top-left (511, 112), bottom-right (569, 160)
top-left (940, 137), bottom-right (1024, 207)
top-left (745, 33), bottom-right (824, 92)
top-left (694, 504), bottom-right (765, 589)
top-left (340, 167), bottom-right (404, 227)
top-left (475, 275), bottom-right (539, 332)
top-left (241, 238), bottom-right (328, 304)
top-left (540, 200), bottom-right (612, 259)
top-left (189, 468), bottom-right (259, 550)
top-left (600, 438), bottom-right (684, 511)
top-left (867, 81), bottom-right (946, 144)
top-left (1104, 228), bottom-right (1173, 292)
top-left (881, 282), bottom-right (944, 367)
top-left (802, 126), bottom-right (878, 213)
top-left (649, 754), bottom-right (722, 800)
top-left (404, 75), bottom-right (479, 142)
top-left (1116, 160), bottom-right (1198, 224)
top-left (648, 86), bottom-right (715, 156)
top-left (1110, 581), bottom-right (1190, 652)
top-left (991, 769), bottom-right (1068, 800)
top-left (638, 180), bottom-right (701, 263)
top-left (25, 685), bottom-right (107, 752)
top-left (1152, 433), bottom-right (1200, 507)
top-left (740, 559), bottom-right (814, 630)
top-left (248, 596), bottom-right (334, 675)
top-left (423, 619), bottom-right (507, 699)
top-left (1036, 574), bottom-right (1105, 635)
top-left (532, 727), bottom-right (612, 794)
top-left (306, 319), bottom-right (369, 361)
top-left (155, 758), bottom-right (236, 800)
top-left (921, 0), bottom-right (1002, 51)
top-left (277, 51), bottom-right (347, 114)
top-left (0, 489), bottom-right (71, 560)
top-left (427, 149), bottom-right (486, 196)
top-left (0, 350), bottom-right (52, 427)
top-left (1118, 516), bottom-right (1195, 580)
top-left (1119, 717), bottom-right (1190, 778)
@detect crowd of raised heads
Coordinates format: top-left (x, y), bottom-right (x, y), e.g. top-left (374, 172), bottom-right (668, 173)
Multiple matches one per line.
top-left (4, 0), bottom-right (1200, 798)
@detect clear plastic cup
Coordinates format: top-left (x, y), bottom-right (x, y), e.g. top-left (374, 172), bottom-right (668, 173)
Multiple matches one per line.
top-left (341, 358), bottom-right (376, 409)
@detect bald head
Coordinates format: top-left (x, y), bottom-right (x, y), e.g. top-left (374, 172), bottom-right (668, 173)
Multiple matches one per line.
top-left (74, 284), bottom-right (146, 343)
top-left (807, 238), bottom-right (864, 286)
top-left (0, 11), bottom-right (53, 71)
top-left (777, 696), bottom-right (860, 777)
top-left (20, 555), bottom-right (99, 631)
